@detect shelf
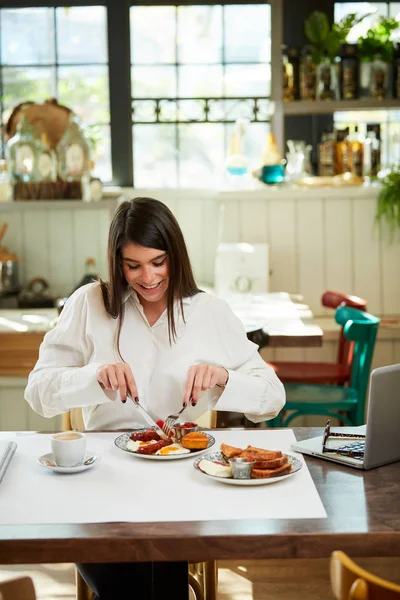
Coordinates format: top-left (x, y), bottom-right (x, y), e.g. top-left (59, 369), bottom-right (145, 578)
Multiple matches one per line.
top-left (283, 98), bottom-right (400, 116)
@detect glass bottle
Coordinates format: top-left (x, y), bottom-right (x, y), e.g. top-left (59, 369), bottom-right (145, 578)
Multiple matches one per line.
top-left (370, 53), bottom-right (390, 100)
top-left (6, 116), bottom-right (46, 183)
top-left (316, 54), bottom-right (339, 101)
top-left (0, 160), bottom-right (12, 202)
top-left (56, 114), bottom-right (90, 182)
top-left (348, 126), bottom-right (364, 177)
top-left (335, 128), bottom-right (350, 175)
top-left (282, 45), bottom-right (299, 101)
top-left (340, 44), bottom-right (359, 100)
top-left (300, 45), bottom-right (317, 101)
top-left (319, 132), bottom-right (335, 176)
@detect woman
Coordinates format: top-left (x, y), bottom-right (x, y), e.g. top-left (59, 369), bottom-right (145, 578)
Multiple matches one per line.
top-left (25, 197), bottom-right (285, 599)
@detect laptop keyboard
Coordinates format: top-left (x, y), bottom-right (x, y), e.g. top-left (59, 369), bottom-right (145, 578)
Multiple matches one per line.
top-left (335, 441), bottom-right (365, 460)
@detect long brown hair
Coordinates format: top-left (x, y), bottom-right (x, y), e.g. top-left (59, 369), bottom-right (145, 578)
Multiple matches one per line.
top-left (100, 197), bottom-right (201, 349)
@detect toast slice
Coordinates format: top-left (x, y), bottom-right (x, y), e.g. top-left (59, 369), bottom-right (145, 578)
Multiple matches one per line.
top-left (239, 446), bottom-right (283, 461)
top-left (253, 454), bottom-right (288, 470)
top-left (251, 462), bottom-right (292, 479)
top-left (220, 443), bottom-right (243, 459)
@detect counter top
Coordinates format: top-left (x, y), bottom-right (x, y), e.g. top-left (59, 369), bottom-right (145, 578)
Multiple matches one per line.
top-left (0, 309), bottom-right (57, 333)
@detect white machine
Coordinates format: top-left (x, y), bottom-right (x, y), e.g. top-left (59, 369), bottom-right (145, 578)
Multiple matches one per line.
top-left (214, 242), bottom-right (270, 296)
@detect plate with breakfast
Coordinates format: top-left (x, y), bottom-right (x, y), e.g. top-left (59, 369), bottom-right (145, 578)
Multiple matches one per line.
top-left (193, 443), bottom-right (302, 485)
top-left (114, 424), bottom-right (215, 460)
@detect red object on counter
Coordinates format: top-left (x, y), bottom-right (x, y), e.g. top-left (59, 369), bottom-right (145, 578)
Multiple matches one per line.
top-left (156, 420), bottom-right (164, 429)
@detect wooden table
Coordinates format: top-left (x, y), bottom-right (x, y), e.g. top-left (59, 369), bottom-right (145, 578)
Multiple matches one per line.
top-left (0, 428), bottom-right (399, 565)
top-left (226, 292), bottom-right (323, 349)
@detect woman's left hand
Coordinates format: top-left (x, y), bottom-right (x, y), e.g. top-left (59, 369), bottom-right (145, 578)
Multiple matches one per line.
top-left (183, 364), bottom-right (229, 407)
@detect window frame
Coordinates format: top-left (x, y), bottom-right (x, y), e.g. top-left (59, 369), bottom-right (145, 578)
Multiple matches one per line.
top-left (0, 0), bottom-right (279, 187)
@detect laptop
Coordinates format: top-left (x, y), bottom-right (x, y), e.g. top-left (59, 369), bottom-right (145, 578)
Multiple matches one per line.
top-left (291, 364), bottom-right (400, 470)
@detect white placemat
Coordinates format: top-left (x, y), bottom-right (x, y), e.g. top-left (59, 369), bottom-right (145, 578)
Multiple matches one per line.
top-left (0, 430), bottom-right (326, 524)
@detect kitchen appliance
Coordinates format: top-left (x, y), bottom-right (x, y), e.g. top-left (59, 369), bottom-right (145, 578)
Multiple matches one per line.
top-left (214, 242), bottom-right (270, 296)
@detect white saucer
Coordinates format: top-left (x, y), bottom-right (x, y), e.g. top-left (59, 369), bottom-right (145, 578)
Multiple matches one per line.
top-left (37, 450), bottom-right (100, 474)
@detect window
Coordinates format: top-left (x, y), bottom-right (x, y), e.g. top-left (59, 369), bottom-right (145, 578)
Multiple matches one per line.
top-left (130, 4), bottom-right (272, 188)
top-left (0, 6), bottom-right (111, 182)
top-left (334, 3), bottom-right (400, 167)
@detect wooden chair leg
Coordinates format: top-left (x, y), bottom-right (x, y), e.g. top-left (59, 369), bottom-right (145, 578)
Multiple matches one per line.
top-left (76, 568), bottom-right (93, 600)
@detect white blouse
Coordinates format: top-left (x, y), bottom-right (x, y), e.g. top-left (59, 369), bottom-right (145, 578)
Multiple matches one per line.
top-left (25, 283), bottom-right (285, 430)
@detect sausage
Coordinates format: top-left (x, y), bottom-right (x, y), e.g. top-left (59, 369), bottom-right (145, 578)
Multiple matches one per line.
top-left (136, 438), bottom-right (173, 455)
top-left (130, 429), bottom-right (160, 442)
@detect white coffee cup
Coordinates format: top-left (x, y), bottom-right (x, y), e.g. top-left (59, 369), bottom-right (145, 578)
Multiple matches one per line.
top-left (51, 432), bottom-right (86, 467)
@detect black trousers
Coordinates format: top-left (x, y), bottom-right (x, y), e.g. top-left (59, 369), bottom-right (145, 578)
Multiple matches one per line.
top-left (77, 561), bottom-right (189, 600)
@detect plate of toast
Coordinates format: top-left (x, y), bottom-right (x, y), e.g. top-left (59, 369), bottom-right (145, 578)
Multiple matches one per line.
top-left (193, 443), bottom-right (303, 485)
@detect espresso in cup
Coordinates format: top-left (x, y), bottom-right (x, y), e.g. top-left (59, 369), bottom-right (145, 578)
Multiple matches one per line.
top-left (51, 432), bottom-right (86, 467)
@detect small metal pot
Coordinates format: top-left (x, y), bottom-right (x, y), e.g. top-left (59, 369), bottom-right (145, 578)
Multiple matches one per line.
top-left (0, 260), bottom-right (20, 295)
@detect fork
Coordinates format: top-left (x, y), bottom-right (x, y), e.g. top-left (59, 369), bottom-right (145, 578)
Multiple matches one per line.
top-left (162, 403), bottom-right (189, 436)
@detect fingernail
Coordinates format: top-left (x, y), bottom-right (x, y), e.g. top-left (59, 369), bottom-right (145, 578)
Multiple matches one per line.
top-left (122, 399), bottom-right (126, 404)
top-left (134, 396), bottom-right (139, 403)
top-left (182, 402), bottom-right (187, 407)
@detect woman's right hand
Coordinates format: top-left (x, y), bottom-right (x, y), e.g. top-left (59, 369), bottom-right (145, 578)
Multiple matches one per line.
top-left (96, 363), bottom-right (138, 403)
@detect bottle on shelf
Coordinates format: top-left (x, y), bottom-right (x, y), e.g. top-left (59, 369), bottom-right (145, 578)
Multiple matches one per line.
top-left (224, 118), bottom-right (250, 188)
top-left (6, 115), bottom-right (50, 184)
top-left (71, 257), bottom-right (99, 295)
top-left (348, 126), bottom-right (364, 177)
top-left (56, 114), bottom-right (90, 183)
top-left (364, 129), bottom-right (381, 178)
top-left (282, 45), bottom-right (299, 101)
top-left (316, 53), bottom-right (340, 101)
top-left (340, 44), bottom-right (359, 100)
top-left (81, 160), bottom-right (103, 202)
top-left (318, 131), bottom-right (336, 176)
top-left (0, 160), bottom-right (12, 202)
top-left (300, 45), bottom-right (317, 101)
top-left (370, 53), bottom-right (391, 100)
top-left (335, 128), bottom-right (350, 175)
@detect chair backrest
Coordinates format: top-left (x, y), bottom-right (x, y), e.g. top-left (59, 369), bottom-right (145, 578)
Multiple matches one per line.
top-left (335, 306), bottom-right (380, 424)
top-left (0, 576), bottom-right (36, 600)
top-left (322, 290), bottom-right (368, 369)
top-left (331, 551), bottom-right (400, 600)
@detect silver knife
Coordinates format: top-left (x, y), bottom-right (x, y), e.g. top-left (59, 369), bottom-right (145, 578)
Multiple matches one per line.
top-left (128, 395), bottom-right (169, 440)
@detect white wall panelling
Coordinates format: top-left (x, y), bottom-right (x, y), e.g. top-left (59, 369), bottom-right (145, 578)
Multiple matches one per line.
top-left (1, 187), bottom-right (400, 316)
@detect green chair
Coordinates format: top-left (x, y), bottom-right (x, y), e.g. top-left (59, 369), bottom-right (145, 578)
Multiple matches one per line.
top-left (270, 306), bottom-right (380, 427)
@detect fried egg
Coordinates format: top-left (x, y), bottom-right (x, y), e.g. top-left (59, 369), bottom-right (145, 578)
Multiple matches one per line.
top-left (127, 440), bottom-right (159, 452)
top-left (156, 444), bottom-right (190, 456)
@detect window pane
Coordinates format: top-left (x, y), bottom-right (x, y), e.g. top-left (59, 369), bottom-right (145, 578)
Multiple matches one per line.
top-left (133, 125), bottom-right (177, 187)
top-left (132, 66), bottom-right (177, 98)
top-left (224, 4), bottom-right (271, 63)
top-left (1, 8), bottom-right (54, 65)
top-left (56, 7), bottom-right (107, 65)
top-left (225, 121), bottom-right (270, 173)
top-left (389, 2), bottom-right (400, 19)
top-left (58, 66), bottom-right (110, 123)
top-left (178, 65), bottom-right (223, 97)
top-left (177, 5), bottom-right (222, 64)
top-left (2, 67), bottom-right (55, 115)
top-left (334, 3), bottom-right (389, 42)
top-left (90, 124), bottom-right (112, 183)
top-left (224, 64), bottom-right (271, 97)
top-left (130, 7), bottom-right (176, 64)
top-left (178, 124), bottom-right (224, 188)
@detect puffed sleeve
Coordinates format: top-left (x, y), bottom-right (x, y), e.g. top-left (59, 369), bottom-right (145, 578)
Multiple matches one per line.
top-left (24, 284), bottom-right (115, 418)
top-left (211, 298), bottom-right (285, 423)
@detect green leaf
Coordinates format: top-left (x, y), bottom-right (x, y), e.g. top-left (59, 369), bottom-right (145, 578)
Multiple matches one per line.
top-left (304, 11), bottom-right (330, 45)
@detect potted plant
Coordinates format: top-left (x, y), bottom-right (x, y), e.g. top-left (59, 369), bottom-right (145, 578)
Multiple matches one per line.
top-left (376, 167), bottom-right (400, 242)
top-left (304, 11), bottom-right (369, 100)
top-left (357, 18), bottom-right (399, 99)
